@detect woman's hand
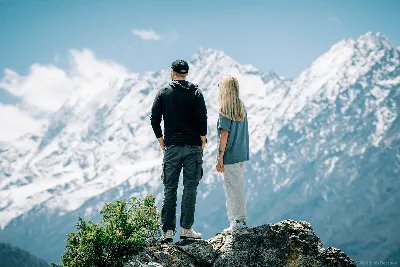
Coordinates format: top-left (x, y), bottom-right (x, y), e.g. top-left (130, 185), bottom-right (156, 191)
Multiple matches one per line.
top-left (216, 129), bottom-right (228, 173)
top-left (216, 157), bottom-right (224, 173)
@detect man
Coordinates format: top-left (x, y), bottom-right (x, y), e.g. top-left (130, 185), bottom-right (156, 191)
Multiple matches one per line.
top-left (150, 59), bottom-right (208, 243)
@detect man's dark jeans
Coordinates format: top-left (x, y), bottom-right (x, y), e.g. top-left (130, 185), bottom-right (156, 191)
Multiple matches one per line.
top-left (161, 145), bottom-right (203, 232)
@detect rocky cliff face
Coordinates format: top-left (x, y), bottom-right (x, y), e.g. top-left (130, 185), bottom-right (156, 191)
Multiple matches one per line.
top-left (124, 220), bottom-right (356, 267)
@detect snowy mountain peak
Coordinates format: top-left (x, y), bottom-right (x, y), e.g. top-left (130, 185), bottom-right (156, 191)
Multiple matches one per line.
top-left (332, 32), bottom-right (397, 57)
top-left (356, 31), bottom-right (394, 49)
top-left (359, 31), bottom-right (384, 40)
top-left (190, 47), bottom-right (259, 75)
top-left (191, 47), bottom-right (229, 63)
top-left (310, 32), bottom-right (397, 84)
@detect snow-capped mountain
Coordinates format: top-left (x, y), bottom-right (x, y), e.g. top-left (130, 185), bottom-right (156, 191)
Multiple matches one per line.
top-left (0, 32), bottom-right (399, 263)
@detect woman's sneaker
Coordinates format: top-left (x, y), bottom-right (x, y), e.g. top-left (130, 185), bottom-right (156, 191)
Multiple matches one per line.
top-left (160, 230), bottom-right (174, 244)
top-left (223, 220), bottom-right (247, 233)
top-left (180, 228), bottom-right (202, 240)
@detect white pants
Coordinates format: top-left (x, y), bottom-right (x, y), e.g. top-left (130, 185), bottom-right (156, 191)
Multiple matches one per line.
top-left (223, 162), bottom-right (247, 222)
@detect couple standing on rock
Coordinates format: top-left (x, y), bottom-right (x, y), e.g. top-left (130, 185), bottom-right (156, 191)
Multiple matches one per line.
top-left (150, 59), bottom-right (250, 243)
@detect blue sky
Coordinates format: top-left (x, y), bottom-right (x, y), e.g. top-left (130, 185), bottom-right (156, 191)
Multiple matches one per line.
top-left (0, 0), bottom-right (400, 79)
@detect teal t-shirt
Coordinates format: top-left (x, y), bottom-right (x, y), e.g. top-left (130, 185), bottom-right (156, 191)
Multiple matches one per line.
top-left (217, 112), bottom-right (250, 165)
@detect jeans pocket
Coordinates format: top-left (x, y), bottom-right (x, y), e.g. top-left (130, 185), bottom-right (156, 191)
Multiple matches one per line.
top-left (165, 145), bottom-right (175, 152)
top-left (196, 159), bottom-right (203, 181)
top-left (161, 163), bottom-right (166, 184)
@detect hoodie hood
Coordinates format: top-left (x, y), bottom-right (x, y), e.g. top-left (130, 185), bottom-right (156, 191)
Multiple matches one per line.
top-left (170, 80), bottom-right (198, 92)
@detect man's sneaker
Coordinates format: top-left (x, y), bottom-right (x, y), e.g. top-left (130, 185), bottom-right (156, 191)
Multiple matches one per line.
top-left (180, 228), bottom-right (202, 240)
top-left (223, 220), bottom-right (247, 233)
top-left (160, 230), bottom-right (174, 244)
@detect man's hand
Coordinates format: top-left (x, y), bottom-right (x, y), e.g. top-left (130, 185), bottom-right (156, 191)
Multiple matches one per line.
top-left (157, 137), bottom-right (165, 151)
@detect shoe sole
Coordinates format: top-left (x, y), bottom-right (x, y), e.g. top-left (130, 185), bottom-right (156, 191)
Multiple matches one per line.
top-left (223, 227), bottom-right (247, 233)
top-left (180, 236), bottom-right (202, 240)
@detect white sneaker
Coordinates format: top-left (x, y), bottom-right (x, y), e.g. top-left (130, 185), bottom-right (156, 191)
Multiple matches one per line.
top-left (223, 220), bottom-right (247, 233)
top-left (160, 230), bottom-right (174, 243)
top-left (180, 228), bottom-right (202, 240)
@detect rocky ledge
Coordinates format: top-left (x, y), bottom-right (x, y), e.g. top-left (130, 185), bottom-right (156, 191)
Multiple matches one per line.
top-left (124, 220), bottom-right (356, 267)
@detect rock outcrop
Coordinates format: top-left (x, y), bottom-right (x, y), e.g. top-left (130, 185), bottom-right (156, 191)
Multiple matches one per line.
top-left (124, 220), bottom-right (356, 267)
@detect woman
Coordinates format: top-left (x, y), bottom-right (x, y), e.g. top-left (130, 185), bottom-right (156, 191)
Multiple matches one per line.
top-left (216, 75), bottom-right (250, 232)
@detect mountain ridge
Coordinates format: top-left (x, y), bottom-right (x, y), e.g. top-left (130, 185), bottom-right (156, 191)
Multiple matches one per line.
top-left (0, 242), bottom-right (50, 267)
top-left (0, 32), bottom-right (399, 263)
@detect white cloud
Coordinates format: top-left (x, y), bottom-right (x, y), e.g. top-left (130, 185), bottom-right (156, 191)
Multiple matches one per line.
top-left (132, 29), bottom-right (163, 40)
top-left (0, 104), bottom-right (45, 142)
top-left (1, 65), bottom-right (73, 112)
top-left (0, 49), bottom-right (128, 142)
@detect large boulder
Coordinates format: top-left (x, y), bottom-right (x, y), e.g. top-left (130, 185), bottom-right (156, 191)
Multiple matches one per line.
top-left (124, 220), bottom-right (356, 267)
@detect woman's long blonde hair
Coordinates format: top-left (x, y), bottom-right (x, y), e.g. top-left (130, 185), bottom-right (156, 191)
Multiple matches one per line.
top-left (218, 75), bottom-right (245, 121)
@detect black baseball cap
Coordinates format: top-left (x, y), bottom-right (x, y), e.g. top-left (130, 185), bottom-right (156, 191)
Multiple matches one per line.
top-left (171, 59), bottom-right (189, 74)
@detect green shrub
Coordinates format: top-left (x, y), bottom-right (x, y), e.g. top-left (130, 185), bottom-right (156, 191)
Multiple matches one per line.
top-left (53, 195), bottom-right (161, 267)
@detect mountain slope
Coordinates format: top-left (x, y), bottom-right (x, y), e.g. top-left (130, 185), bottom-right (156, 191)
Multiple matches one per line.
top-left (243, 32), bottom-right (400, 261)
top-left (0, 242), bottom-right (50, 267)
top-left (0, 32), bottom-right (399, 263)
top-left (196, 32), bottom-right (400, 262)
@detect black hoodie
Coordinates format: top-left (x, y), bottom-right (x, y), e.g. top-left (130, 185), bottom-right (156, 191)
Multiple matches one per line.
top-left (150, 80), bottom-right (208, 147)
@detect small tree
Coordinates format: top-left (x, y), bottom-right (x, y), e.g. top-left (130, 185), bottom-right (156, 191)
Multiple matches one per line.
top-left (53, 195), bottom-right (161, 267)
